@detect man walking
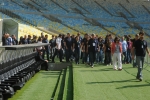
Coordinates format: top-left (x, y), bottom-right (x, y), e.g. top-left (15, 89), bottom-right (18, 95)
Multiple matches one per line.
top-left (64, 33), bottom-right (73, 62)
top-left (52, 34), bottom-right (63, 63)
top-left (121, 36), bottom-right (128, 64)
top-left (131, 34), bottom-right (139, 67)
top-left (49, 35), bottom-right (56, 59)
top-left (88, 33), bottom-right (99, 68)
top-left (132, 32), bottom-right (150, 81)
top-left (42, 35), bottom-right (50, 61)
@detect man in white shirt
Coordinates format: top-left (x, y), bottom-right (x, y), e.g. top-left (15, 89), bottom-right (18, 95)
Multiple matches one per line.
top-left (51, 34), bottom-right (63, 63)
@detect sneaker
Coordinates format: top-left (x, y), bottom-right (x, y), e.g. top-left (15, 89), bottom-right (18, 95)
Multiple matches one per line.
top-left (133, 66), bottom-right (138, 68)
top-left (118, 68), bottom-right (122, 71)
top-left (91, 65), bottom-right (94, 68)
top-left (114, 68), bottom-right (118, 70)
top-left (137, 77), bottom-right (142, 81)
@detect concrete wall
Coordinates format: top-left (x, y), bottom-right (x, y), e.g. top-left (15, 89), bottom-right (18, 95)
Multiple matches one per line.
top-left (44, 62), bottom-right (72, 71)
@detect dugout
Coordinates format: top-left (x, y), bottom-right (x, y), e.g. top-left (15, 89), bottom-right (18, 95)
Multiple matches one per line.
top-left (0, 18), bottom-right (18, 46)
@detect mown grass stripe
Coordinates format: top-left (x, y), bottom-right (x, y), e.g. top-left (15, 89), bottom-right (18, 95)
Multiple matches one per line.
top-left (53, 69), bottom-right (66, 100)
top-left (69, 66), bottom-right (73, 100)
top-left (62, 66), bottom-right (73, 100)
top-left (50, 70), bottom-right (63, 100)
top-left (62, 67), bottom-right (69, 100)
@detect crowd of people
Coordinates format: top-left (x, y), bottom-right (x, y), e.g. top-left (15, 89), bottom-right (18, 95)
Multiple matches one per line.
top-left (2, 32), bottom-right (150, 81)
top-left (2, 33), bottom-right (39, 45)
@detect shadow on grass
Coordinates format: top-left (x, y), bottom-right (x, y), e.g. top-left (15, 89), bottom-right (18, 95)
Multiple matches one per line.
top-left (50, 70), bottom-right (62, 100)
top-left (123, 68), bottom-right (136, 77)
top-left (57, 70), bottom-right (66, 100)
top-left (80, 68), bottom-right (114, 72)
top-left (143, 67), bottom-right (150, 73)
top-left (66, 66), bottom-right (73, 100)
top-left (98, 68), bottom-right (115, 71)
top-left (116, 84), bottom-right (150, 89)
top-left (86, 79), bottom-right (137, 84)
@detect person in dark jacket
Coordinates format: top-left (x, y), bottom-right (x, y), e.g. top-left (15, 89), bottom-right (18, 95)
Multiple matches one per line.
top-left (42, 35), bottom-right (50, 61)
top-left (27, 35), bottom-right (32, 44)
top-left (22, 35), bottom-right (28, 44)
top-left (104, 39), bottom-right (111, 66)
top-left (49, 35), bottom-right (56, 59)
top-left (36, 51), bottom-right (48, 71)
top-left (64, 33), bottom-right (73, 62)
top-left (88, 33), bottom-right (100, 68)
top-left (12, 35), bottom-right (18, 45)
top-left (131, 34), bottom-right (139, 67)
top-left (2, 33), bottom-right (6, 46)
top-left (73, 36), bottom-right (81, 64)
top-left (132, 32), bottom-right (150, 81)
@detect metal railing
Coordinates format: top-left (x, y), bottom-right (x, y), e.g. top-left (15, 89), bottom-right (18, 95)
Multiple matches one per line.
top-left (144, 52), bottom-right (150, 68)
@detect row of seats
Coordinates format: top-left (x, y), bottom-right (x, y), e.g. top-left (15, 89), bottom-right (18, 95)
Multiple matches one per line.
top-left (0, 44), bottom-right (42, 100)
top-left (0, 56), bottom-right (40, 100)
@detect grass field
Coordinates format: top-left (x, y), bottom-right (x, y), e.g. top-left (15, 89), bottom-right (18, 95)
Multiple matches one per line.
top-left (74, 63), bottom-right (150, 100)
top-left (9, 62), bottom-right (150, 100)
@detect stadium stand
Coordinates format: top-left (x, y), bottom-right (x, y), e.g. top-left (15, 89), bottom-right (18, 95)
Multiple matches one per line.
top-left (0, 0), bottom-right (149, 37)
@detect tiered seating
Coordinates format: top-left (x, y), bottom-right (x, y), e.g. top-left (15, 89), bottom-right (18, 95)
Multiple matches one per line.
top-left (0, 43), bottom-right (49, 100)
top-left (0, 0), bottom-right (150, 37)
top-left (0, 12), bottom-right (10, 19)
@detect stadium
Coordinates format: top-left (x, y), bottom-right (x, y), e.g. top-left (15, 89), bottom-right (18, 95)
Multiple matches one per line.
top-left (0, 0), bottom-right (150, 100)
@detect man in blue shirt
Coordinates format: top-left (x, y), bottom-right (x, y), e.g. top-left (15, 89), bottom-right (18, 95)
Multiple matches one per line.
top-left (121, 36), bottom-right (128, 64)
top-left (5, 33), bottom-right (12, 45)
